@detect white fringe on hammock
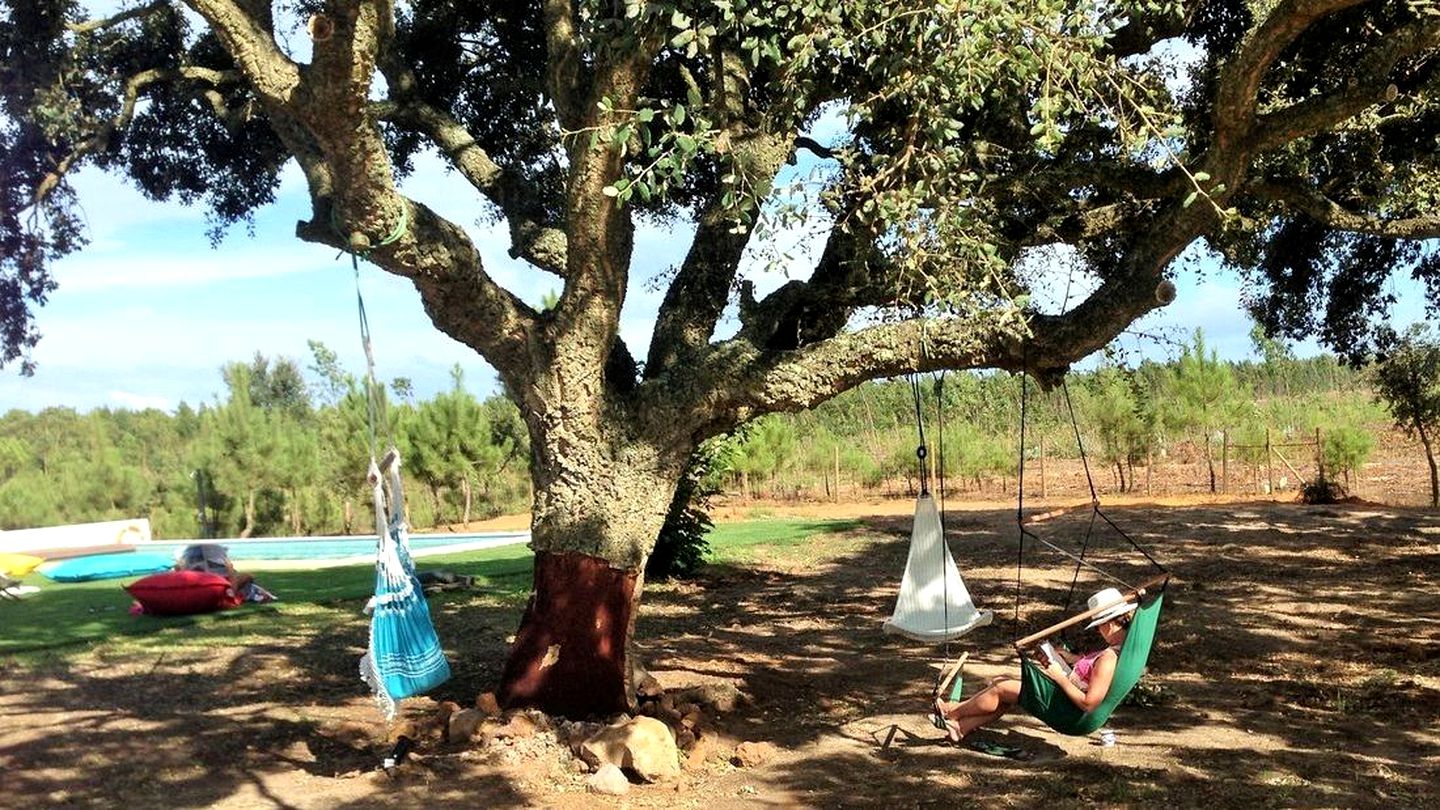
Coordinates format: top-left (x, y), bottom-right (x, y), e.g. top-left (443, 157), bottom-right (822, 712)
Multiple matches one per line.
top-left (882, 494), bottom-right (993, 642)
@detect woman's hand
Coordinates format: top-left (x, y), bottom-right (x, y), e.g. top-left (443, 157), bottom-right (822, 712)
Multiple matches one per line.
top-left (1042, 661), bottom-right (1069, 683)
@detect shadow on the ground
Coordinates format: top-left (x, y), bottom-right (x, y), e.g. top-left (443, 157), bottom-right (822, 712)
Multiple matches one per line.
top-left (638, 500), bottom-right (1440, 808)
top-left (1, 501), bottom-right (1436, 807)
top-left (0, 586), bottom-right (524, 808)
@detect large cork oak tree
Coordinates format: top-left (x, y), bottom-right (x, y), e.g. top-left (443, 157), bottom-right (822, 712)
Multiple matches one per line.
top-left (3, 0), bottom-right (1438, 715)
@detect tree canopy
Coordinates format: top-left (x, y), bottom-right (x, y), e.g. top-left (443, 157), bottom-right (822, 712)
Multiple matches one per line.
top-left (2, 1), bottom-right (1435, 380)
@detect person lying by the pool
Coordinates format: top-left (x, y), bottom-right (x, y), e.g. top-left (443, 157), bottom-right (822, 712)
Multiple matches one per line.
top-left (177, 544), bottom-right (276, 603)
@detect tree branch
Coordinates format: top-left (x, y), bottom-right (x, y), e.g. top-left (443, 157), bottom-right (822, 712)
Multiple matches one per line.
top-left (645, 130), bottom-right (794, 375)
top-left (541, 0), bottom-right (585, 131)
top-left (1212, 0), bottom-right (1371, 150)
top-left (67, 0), bottom-right (170, 34)
top-left (221, 1), bottom-right (539, 385)
top-left (549, 28), bottom-right (667, 349)
top-left (1251, 20), bottom-right (1440, 151)
top-left (294, 199), bottom-right (539, 386)
top-left (376, 99), bottom-right (569, 276)
top-left (184, 0), bottom-right (301, 105)
top-left (29, 66), bottom-right (242, 210)
top-left (699, 274), bottom-right (1160, 430)
top-left (794, 136), bottom-right (836, 160)
top-left (1251, 180), bottom-right (1440, 239)
top-left (731, 222), bottom-right (888, 350)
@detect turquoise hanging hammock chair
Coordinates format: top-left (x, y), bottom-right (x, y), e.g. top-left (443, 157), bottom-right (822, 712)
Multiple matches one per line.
top-left (344, 221), bottom-right (451, 719)
top-left (359, 450), bottom-right (452, 719)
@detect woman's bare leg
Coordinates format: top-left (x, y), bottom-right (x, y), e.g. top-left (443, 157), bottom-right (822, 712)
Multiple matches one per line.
top-left (935, 678), bottom-right (1021, 741)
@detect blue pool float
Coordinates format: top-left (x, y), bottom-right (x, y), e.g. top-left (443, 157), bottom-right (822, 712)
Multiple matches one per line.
top-left (41, 553), bottom-right (176, 582)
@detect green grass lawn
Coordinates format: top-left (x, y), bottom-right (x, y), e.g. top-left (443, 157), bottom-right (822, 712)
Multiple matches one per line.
top-left (0, 518), bottom-right (861, 662)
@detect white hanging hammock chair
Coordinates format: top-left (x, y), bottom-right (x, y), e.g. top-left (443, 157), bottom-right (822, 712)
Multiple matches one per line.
top-left (882, 493), bottom-right (993, 642)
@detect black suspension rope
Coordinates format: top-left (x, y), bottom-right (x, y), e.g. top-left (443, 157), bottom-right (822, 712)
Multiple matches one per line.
top-left (934, 371), bottom-right (950, 659)
top-left (1014, 350), bottom-right (1170, 642)
top-left (910, 374), bottom-right (931, 497)
top-left (1060, 379), bottom-right (1098, 614)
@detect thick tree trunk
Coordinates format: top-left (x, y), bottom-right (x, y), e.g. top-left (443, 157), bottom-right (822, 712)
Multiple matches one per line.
top-left (497, 424), bottom-right (686, 716)
top-left (498, 551), bottom-right (641, 716)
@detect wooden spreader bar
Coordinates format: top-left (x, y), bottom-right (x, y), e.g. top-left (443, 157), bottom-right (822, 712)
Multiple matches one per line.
top-left (1013, 574), bottom-right (1170, 652)
top-left (1020, 501), bottom-right (1098, 527)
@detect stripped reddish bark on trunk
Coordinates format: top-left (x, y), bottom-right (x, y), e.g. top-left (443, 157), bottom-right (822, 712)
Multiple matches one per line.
top-left (498, 551), bottom-right (640, 716)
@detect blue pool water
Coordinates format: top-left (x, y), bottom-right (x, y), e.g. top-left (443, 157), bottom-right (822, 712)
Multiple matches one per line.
top-left (138, 532), bottom-right (527, 562)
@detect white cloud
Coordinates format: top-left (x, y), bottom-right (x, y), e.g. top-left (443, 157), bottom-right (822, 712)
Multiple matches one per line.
top-left (108, 389), bottom-right (175, 411)
top-left (54, 244), bottom-right (334, 292)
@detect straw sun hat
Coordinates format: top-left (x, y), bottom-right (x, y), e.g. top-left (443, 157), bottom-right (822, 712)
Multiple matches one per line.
top-left (1084, 587), bottom-right (1138, 629)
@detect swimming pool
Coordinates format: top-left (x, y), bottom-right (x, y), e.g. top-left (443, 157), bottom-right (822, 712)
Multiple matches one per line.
top-left (135, 531), bottom-right (529, 566)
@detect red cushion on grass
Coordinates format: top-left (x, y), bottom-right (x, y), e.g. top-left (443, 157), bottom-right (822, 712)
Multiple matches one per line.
top-left (125, 570), bottom-right (241, 616)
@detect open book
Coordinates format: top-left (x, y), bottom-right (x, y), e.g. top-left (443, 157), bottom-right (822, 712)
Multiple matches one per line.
top-left (1038, 641), bottom-right (1073, 677)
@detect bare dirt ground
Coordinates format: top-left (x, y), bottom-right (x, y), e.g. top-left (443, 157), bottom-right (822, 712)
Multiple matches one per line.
top-left (2, 480), bottom-right (1437, 809)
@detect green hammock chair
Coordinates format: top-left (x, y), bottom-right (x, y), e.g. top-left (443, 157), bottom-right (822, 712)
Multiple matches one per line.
top-left (1016, 587), bottom-right (1165, 735)
top-left (930, 367), bottom-right (1172, 735)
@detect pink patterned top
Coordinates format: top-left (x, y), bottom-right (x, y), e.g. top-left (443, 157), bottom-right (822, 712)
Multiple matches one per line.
top-left (1069, 647), bottom-right (1116, 691)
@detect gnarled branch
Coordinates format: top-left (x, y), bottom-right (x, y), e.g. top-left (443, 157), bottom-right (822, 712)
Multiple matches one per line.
top-left (1252, 19), bottom-right (1440, 151)
top-left (376, 99), bottom-right (569, 276)
top-left (1212, 0), bottom-right (1371, 149)
top-left (1252, 180), bottom-right (1440, 240)
top-left (29, 66), bottom-right (243, 211)
top-left (67, 0), bottom-right (170, 34)
top-left (541, 0), bottom-right (585, 131)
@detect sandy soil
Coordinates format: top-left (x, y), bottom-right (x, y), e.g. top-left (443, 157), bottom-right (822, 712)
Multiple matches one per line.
top-left (2, 491), bottom-right (1437, 809)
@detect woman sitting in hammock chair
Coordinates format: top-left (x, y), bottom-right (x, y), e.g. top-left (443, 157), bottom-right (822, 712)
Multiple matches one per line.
top-left (934, 587), bottom-right (1136, 743)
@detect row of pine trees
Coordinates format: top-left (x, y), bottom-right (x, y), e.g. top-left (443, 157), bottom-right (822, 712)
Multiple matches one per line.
top-left (0, 332), bottom-right (1395, 537)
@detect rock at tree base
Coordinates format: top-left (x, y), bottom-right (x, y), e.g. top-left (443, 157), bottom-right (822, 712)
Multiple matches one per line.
top-left (683, 734), bottom-right (715, 770)
top-left (447, 709), bottom-right (484, 743)
top-left (579, 716), bottom-right (680, 782)
top-left (588, 764), bottom-right (630, 795)
top-left (636, 672), bottom-right (665, 698)
top-left (733, 741), bottom-right (779, 768)
top-left (493, 710), bottom-right (547, 740)
top-left (676, 682), bottom-right (745, 714)
top-left (475, 692), bottom-right (502, 716)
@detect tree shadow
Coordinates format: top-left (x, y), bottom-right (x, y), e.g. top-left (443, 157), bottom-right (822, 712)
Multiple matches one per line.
top-left (639, 500), bottom-right (1440, 807)
top-left (0, 587), bottom-right (529, 807)
top-left (2, 501), bottom-right (1436, 806)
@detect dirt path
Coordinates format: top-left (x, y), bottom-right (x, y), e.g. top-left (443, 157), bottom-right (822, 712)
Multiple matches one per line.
top-left (1, 500), bottom-right (1437, 808)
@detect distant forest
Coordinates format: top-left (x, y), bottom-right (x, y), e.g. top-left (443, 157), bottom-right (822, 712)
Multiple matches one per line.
top-left (0, 332), bottom-right (1389, 538)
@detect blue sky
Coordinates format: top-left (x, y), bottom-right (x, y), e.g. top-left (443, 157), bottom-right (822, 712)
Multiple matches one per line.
top-left (0, 143), bottom-right (1429, 415)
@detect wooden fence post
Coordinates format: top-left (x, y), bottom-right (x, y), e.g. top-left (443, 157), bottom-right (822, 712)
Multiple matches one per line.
top-left (1146, 446), bottom-right (1153, 496)
top-left (1266, 428), bottom-right (1274, 495)
top-left (833, 445), bottom-right (841, 502)
top-left (1221, 430), bottom-right (1229, 494)
top-left (1315, 427), bottom-right (1324, 483)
